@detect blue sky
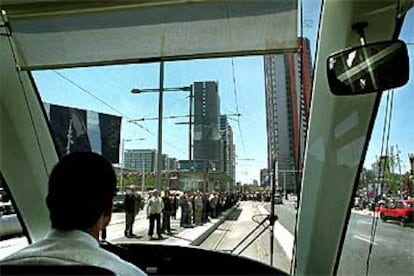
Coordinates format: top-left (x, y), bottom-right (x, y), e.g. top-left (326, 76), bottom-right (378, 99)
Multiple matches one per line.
top-left (34, 56), bottom-right (267, 183)
top-left (33, 1), bottom-right (413, 184)
top-left (364, 8), bottom-right (414, 172)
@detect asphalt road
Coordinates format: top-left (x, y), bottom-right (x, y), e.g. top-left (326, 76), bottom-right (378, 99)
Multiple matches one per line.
top-left (337, 213), bottom-right (414, 276)
top-left (271, 202), bottom-right (297, 234)
top-left (265, 202), bottom-right (414, 275)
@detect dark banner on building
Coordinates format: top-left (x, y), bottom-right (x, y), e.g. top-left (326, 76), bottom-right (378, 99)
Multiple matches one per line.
top-left (44, 103), bottom-right (121, 163)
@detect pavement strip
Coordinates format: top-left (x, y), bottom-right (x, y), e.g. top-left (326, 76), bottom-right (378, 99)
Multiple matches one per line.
top-left (257, 204), bottom-right (294, 261)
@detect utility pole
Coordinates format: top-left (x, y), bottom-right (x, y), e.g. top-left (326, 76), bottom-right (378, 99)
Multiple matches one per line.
top-left (119, 138), bottom-right (128, 192)
top-left (188, 85), bottom-right (193, 161)
top-left (141, 161), bottom-right (145, 194)
top-left (155, 61), bottom-right (164, 191)
top-left (131, 76), bottom-right (194, 192)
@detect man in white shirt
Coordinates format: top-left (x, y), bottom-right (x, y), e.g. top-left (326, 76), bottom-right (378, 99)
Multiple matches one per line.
top-left (0, 152), bottom-right (146, 276)
top-left (146, 189), bottom-right (164, 240)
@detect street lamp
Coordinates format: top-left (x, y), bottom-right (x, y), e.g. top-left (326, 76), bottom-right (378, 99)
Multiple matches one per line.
top-left (131, 81), bottom-right (193, 191)
top-left (120, 138), bottom-right (145, 191)
top-left (131, 86), bottom-right (191, 94)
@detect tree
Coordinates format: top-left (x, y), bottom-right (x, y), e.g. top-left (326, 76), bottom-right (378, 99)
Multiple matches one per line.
top-left (207, 172), bottom-right (232, 192)
top-left (370, 148), bottom-right (405, 195)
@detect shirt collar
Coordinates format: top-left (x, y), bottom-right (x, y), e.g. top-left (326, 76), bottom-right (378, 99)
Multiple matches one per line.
top-left (46, 229), bottom-right (100, 248)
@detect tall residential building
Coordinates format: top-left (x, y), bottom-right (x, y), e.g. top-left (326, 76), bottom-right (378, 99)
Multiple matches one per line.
top-left (124, 149), bottom-right (156, 172)
top-left (220, 115), bottom-right (236, 189)
top-left (264, 37), bottom-right (312, 193)
top-left (193, 81), bottom-right (223, 172)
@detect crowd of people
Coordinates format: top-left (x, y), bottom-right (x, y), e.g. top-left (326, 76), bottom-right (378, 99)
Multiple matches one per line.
top-left (177, 190), bottom-right (238, 229)
top-left (122, 186), bottom-right (238, 240)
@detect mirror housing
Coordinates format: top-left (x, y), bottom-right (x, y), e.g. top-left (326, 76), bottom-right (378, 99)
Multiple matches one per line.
top-left (327, 40), bottom-right (409, 95)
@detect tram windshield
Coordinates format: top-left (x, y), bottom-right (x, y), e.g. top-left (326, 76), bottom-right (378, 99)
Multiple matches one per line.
top-left (0, 1), bottom-right (413, 275)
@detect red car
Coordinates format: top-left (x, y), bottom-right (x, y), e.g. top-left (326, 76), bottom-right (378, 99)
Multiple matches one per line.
top-left (377, 199), bottom-right (414, 226)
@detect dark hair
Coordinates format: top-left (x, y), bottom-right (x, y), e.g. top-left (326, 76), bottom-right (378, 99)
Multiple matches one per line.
top-left (46, 152), bottom-right (117, 230)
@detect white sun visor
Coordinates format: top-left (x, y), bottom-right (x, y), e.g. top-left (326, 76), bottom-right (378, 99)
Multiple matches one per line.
top-left (2, 0), bottom-right (298, 70)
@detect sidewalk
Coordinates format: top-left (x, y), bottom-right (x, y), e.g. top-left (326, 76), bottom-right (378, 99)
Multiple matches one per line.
top-left (112, 205), bottom-right (238, 246)
top-left (0, 206), bottom-right (238, 260)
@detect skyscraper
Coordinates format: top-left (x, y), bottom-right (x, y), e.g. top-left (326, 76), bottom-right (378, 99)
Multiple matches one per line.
top-left (264, 37), bottom-right (312, 193)
top-left (193, 81), bottom-right (222, 171)
top-left (220, 115), bottom-right (236, 189)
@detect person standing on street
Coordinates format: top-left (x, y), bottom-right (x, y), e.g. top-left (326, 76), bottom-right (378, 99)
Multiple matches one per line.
top-left (193, 191), bottom-right (203, 225)
top-left (147, 189), bottom-right (164, 240)
top-left (172, 193), bottom-right (179, 220)
top-left (179, 193), bottom-right (190, 227)
top-left (161, 190), bottom-right (173, 234)
top-left (124, 185), bottom-right (138, 238)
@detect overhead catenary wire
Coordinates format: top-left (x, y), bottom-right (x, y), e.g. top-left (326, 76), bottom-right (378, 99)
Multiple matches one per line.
top-left (53, 71), bottom-right (146, 126)
top-left (140, 94), bottom-right (190, 121)
top-left (230, 58), bottom-right (247, 157)
top-left (130, 113), bottom-right (241, 122)
top-left (222, 2), bottom-right (247, 157)
top-left (365, 89), bottom-right (394, 276)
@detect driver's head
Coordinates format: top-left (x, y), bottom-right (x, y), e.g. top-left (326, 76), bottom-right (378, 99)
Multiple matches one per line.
top-left (46, 152), bottom-right (117, 231)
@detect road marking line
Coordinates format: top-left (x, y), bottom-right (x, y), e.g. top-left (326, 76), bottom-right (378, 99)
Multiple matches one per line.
top-left (257, 204), bottom-right (294, 261)
top-left (353, 235), bottom-right (377, 245)
top-left (358, 221), bottom-right (372, 225)
top-left (274, 221), bottom-right (294, 261)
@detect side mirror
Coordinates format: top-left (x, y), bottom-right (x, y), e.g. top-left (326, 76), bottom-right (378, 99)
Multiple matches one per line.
top-left (327, 40), bottom-right (409, 95)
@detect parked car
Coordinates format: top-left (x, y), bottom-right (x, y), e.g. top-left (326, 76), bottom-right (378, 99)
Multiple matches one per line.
top-left (377, 199), bottom-right (414, 227)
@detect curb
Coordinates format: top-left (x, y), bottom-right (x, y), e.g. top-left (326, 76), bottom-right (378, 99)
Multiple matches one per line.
top-left (190, 205), bottom-right (238, 246)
